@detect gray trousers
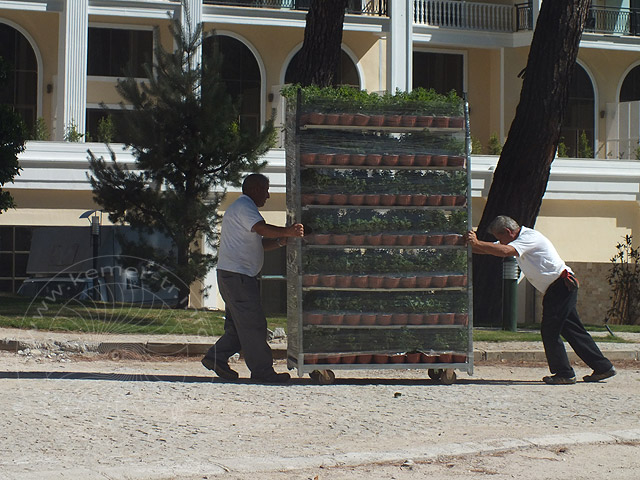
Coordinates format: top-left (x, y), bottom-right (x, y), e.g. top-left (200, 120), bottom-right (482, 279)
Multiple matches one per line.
top-left (205, 269), bottom-right (274, 378)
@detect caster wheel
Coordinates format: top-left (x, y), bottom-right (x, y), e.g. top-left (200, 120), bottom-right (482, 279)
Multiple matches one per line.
top-left (441, 369), bottom-right (457, 385)
top-left (428, 368), bottom-right (442, 380)
top-left (310, 369), bottom-right (335, 385)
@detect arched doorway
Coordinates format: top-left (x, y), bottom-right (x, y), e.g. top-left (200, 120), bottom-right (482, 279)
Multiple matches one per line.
top-left (560, 64), bottom-right (595, 158)
top-left (203, 34), bottom-right (262, 137)
top-left (0, 23), bottom-right (38, 132)
top-left (284, 49), bottom-right (360, 87)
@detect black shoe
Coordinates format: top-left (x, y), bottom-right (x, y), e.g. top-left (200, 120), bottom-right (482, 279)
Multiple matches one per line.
top-left (251, 372), bottom-right (291, 384)
top-left (201, 357), bottom-right (239, 380)
top-left (583, 366), bottom-right (616, 383)
top-left (543, 374), bottom-right (576, 385)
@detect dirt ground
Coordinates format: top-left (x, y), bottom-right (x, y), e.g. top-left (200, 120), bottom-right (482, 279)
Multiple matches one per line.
top-left (1, 352), bottom-right (639, 480)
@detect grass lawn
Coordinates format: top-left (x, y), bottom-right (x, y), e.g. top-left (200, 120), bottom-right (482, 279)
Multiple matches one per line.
top-left (0, 294), bottom-right (636, 342)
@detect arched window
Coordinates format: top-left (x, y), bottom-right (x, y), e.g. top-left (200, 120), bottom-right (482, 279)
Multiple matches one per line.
top-left (0, 23), bottom-right (37, 132)
top-left (203, 34), bottom-right (261, 137)
top-left (284, 50), bottom-right (360, 87)
top-left (560, 64), bottom-right (595, 158)
top-left (620, 64), bottom-right (640, 102)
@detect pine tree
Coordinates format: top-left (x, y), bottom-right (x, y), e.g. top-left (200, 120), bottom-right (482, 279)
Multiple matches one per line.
top-left (88, 8), bottom-right (276, 308)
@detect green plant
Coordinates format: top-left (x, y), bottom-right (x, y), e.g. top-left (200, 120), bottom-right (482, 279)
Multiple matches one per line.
top-left (64, 120), bottom-right (84, 142)
top-left (576, 130), bottom-right (593, 158)
top-left (471, 135), bottom-right (483, 154)
top-left (606, 235), bottom-right (640, 325)
top-left (31, 117), bottom-right (49, 140)
top-left (487, 132), bottom-right (502, 155)
top-left (556, 137), bottom-right (568, 157)
top-left (635, 142), bottom-right (640, 160)
top-left (97, 115), bottom-right (116, 143)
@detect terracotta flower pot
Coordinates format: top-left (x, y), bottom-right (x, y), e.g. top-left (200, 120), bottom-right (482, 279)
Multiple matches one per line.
top-left (341, 354), bottom-right (357, 364)
top-left (412, 234), bottom-right (428, 246)
top-left (326, 354), bottom-right (341, 364)
top-left (348, 194), bottom-right (365, 206)
top-left (331, 194), bottom-right (348, 205)
top-left (314, 193), bottom-right (331, 205)
top-left (399, 154), bottom-right (415, 166)
top-left (430, 276), bottom-right (447, 288)
top-left (319, 274), bottom-right (337, 287)
top-left (350, 154), bottom-right (366, 166)
top-left (380, 194), bottom-right (397, 206)
top-left (303, 313), bottom-right (324, 325)
top-left (352, 275), bottom-right (369, 288)
top-left (426, 195), bottom-right (442, 206)
top-left (300, 194), bottom-right (315, 205)
top-left (331, 234), bottom-right (348, 245)
top-left (376, 313), bottom-right (393, 326)
top-left (300, 153), bottom-right (316, 165)
top-left (399, 276), bottom-right (417, 288)
top-left (382, 154), bottom-right (399, 166)
top-left (438, 313), bottom-right (455, 325)
top-left (335, 275), bottom-right (352, 288)
top-left (338, 113), bottom-right (355, 126)
top-left (449, 117), bottom-right (464, 128)
top-left (444, 234), bottom-right (461, 245)
top-left (384, 114), bottom-right (402, 127)
top-left (424, 313), bottom-right (439, 325)
top-left (406, 352), bottom-right (421, 363)
top-left (353, 113), bottom-right (370, 126)
top-left (304, 353), bottom-right (318, 364)
top-left (381, 234), bottom-right (398, 246)
top-left (414, 154), bottom-right (432, 166)
top-left (438, 353), bottom-right (453, 363)
top-left (366, 234), bottom-right (382, 246)
top-left (324, 113), bottom-right (340, 125)
top-left (344, 313), bottom-right (361, 326)
top-left (313, 234), bottom-right (332, 245)
top-left (408, 313), bottom-right (424, 325)
top-left (348, 234), bottom-right (366, 245)
top-left (383, 276), bottom-right (401, 288)
top-left (364, 194), bottom-right (381, 206)
top-left (368, 115), bottom-right (385, 126)
top-left (396, 235), bottom-right (413, 246)
top-left (373, 354), bottom-right (389, 364)
top-left (315, 154), bottom-right (332, 165)
top-left (411, 194), bottom-right (427, 206)
top-left (395, 194), bottom-right (412, 206)
top-left (431, 155), bottom-right (448, 167)
top-left (327, 313), bottom-right (344, 325)
top-left (356, 354), bottom-right (373, 363)
top-left (298, 113), bottom-right (311, 126)
top-left (333, 153), bottom-right (351, 165)
top-left (308, 112), bottom-right (325, 125)
top-left (420, 353), bottom-right (437, 363)
top-left (360, 313), bottom-right (377, 325)
top-left (452, 353), bottom-right (467, 363)
top-left (454, 313), bottom-right (468, 326)
top-left (447, 155), bottom-right (465, 167)
top-left (392, 313), bottom-right (408, 325)
top-left (416, 276), bottom-right (432, 288)
top-left (427, 234), bottom-right (444, 246)
top-left (433, 116), bottom-right (449, 128)
top-left (302, 274), bottom-right (319, 287)
top-left (416, 115), bottom-right (433, 127)
top-left (365, 154), bottom-right (382, 166)
top-left (389, 353), bottom-right (406, 364)
top-left (441, 195), bottom-right (457, 206)
top-left (400, 115), bottom-right (417, 127)
top-left (368, 275), bottom-right (385, 288)
top-left (455, 195), bottom-right (467, 206)
top-left (447, 275), bottom-right (466, 287)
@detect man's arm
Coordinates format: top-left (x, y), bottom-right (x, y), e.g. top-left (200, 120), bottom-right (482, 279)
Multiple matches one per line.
top-left (464, 230), bottom-right (518, 257)
top-left (253, 221), bottom-right (304, 250)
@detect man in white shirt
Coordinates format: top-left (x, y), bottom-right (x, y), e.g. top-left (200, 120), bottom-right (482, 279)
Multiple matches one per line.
top-left (202, 174), bottom-right (304, 383)
top-left (465, 216), bottom-right (615, 385)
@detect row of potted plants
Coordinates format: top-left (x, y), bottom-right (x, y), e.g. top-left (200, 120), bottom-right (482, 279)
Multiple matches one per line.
top-left (305, 232), bottom-right (464, 247)
top-left (302, 193), bottom-right (466, 207)
top-left (303, 312), bottom-right (468, 327)
top-left (299, 112), bottom-right (464, 129)
top-left (302, 274), bottom-right (468, 289)
top-left (304, 351), bottom-right (467, 365)
top-left (300, 152), bottom-right (465, 168)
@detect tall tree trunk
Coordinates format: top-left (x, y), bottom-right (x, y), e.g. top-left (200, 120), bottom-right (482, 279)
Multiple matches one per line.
top-left (294, 0), bottom-right (348, 87)
top-left (473, 0), bottom-right (590, 325)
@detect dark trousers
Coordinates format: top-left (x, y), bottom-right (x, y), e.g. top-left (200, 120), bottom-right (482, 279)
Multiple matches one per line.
top-left (204, 270), bottom-right (275, 378)
top-left (541, 278), bottom-right (612, 377)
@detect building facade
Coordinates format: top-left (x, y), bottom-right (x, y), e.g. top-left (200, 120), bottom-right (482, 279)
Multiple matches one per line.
top-left (2, 0), bottom-right (640, 324)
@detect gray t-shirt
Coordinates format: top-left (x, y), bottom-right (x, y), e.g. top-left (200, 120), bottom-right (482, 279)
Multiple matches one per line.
top-left (217, 195), bottom-right (265, 277)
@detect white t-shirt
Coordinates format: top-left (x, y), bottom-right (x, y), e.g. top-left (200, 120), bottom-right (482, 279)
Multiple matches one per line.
top-left (509, 226), bottom-right (570, 294)
top-left (217, 194), bottom-right (265, 277)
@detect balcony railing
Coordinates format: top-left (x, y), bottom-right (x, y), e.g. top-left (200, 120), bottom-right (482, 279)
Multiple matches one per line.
top-left (203, 0), bottom-right (388, 16)
top-left (414, 0), bottom-right (523, 33)
top-left (585, 6), bottom-right (640, 36)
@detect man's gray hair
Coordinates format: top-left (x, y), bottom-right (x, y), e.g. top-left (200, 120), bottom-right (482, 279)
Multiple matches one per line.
top-left (488, 216), bottom-right (520, 235)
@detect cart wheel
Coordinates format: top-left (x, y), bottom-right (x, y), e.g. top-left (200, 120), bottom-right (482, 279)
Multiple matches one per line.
top-left (428, 369), bottom-right (442, 380)
top-left (310, 369), bottom-right (335, 385)
top-left (441, 369), bottom-right (457, 385)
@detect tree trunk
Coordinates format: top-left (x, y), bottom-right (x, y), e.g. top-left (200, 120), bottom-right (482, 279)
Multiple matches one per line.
top-left (294, 0), bottom-right (348, 87)
top-left (473, 0), bottom-right (590, 325)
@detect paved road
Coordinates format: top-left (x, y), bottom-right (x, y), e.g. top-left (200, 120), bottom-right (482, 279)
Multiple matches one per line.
top-left (1, 351), bottom-right (638, 479)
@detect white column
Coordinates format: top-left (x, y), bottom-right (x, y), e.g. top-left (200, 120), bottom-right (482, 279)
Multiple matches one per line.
top-left (387, 0), bottom-right (412, 93)
top-left (56, 0), bottom-right (88, 141)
